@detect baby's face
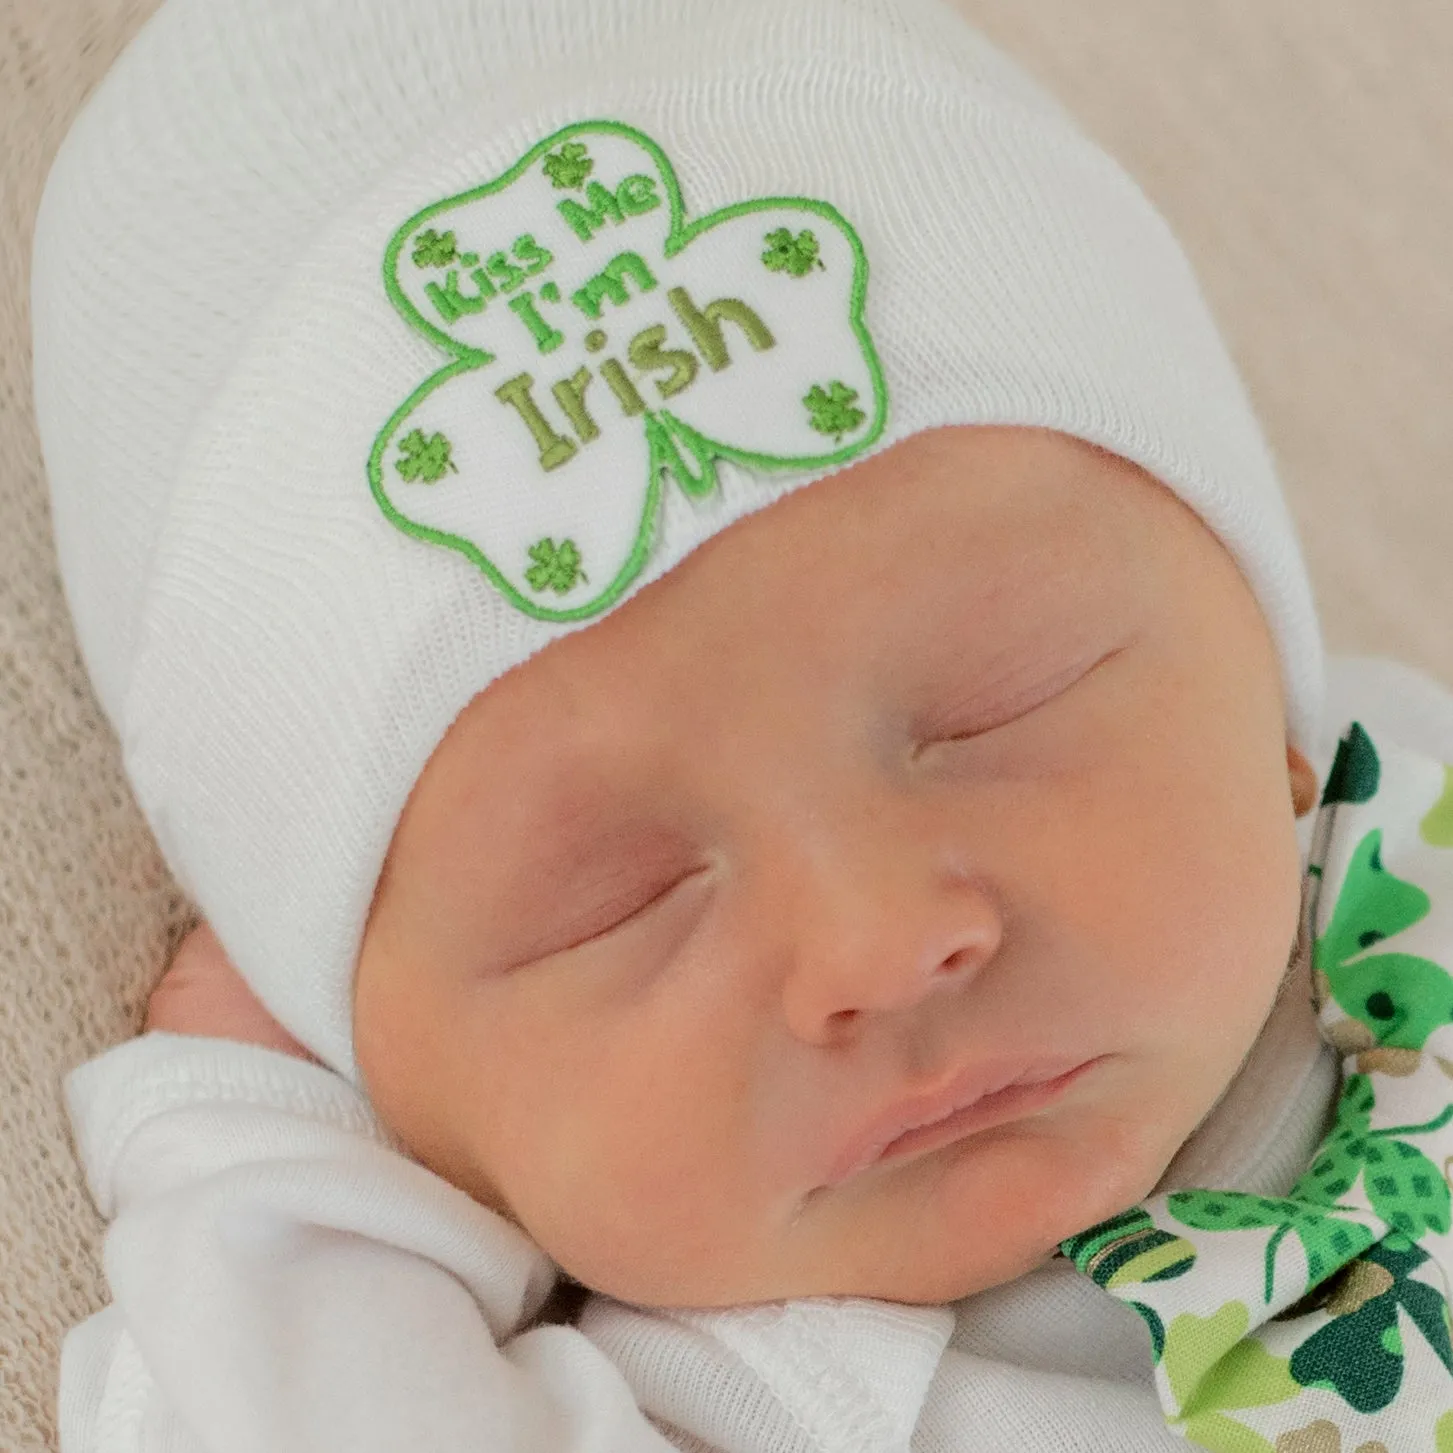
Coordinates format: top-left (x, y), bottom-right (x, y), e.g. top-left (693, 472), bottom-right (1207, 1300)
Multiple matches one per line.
top-left (353, 426), bottom-right (1317, 1308)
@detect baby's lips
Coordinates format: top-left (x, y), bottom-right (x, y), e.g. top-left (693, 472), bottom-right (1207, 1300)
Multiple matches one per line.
top-left (823, 1055), bottom-right (1101, 1188)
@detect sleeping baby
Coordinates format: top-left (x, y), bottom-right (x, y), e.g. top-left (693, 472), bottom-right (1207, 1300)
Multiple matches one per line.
top-left (33, 0), bottom-right (1453, 1448)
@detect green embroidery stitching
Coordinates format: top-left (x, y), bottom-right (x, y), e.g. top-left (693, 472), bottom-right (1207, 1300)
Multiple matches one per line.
top-left (513, 233), bottom-right (554, 276)
top-left (420, 234), bottom-right (564, 328)
top-left (557, 181), bottom-right (623, 242)
top-left (573, 251), bottom-right (658, 318)
top-left (484, 249), bottom-right (528, 294)
top-left (412, 229), bottom-right (459, 269)
top-left (508, 292), bottom-right (565, 354)
top-left (616, 174), bottom-right (660, 216)
top-left (804, 380), bottom-right (866, 441)
top-left (526, 537), bottom-right (588, 593)
top-left (394, 428), bottom-right (457, 484)
top-left (556, 175), bottom-right (663, 243)
top-left (644, 411), bottom-right (719, 499)
top-left (494, 373), bottom-right (576, 471)
top-left (542, 141), bottom-right (593, 190)
top-left (627, 324), bottom-right (698, 399)
top-left (560, 181), bottom-right (619, 241)
top-left (552, 367), bottom-right (599, 444)
top-left (370, 118), bottom-right (889, 622)
top-left (425, 266), bottom-right (496, 326)
top-left (667, 288), bottom-right (775, 371)
top-left (600, 357), bottom-right (645, 416)
top-left (762, 227), bottom-right (823, 277)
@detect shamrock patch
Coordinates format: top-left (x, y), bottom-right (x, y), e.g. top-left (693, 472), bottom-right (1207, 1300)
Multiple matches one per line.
top-left (368, 120), bottom-right (887, 621)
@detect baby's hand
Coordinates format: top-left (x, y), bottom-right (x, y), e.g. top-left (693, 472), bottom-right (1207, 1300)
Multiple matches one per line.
top-left (145, 922), bottom-right (320, 1063)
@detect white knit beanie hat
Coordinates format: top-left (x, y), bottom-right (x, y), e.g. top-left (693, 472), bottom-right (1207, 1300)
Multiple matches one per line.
top-left (33, 0), bottom-right (1324, 1079)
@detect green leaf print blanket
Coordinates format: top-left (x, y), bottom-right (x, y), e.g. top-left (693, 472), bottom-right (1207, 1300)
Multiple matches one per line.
top-left (1064, 722), bottom-right (1453, 1452)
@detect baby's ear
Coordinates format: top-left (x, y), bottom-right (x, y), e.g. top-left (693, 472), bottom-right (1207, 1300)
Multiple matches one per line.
top-left (1288, 742), bottom-right (1319, 818)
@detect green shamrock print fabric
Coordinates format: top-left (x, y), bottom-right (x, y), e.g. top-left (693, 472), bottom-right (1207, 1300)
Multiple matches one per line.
top-left (368, 121), bottom-right (887, 622)
top-left (1063, 723), bottom-right (1453, 1451)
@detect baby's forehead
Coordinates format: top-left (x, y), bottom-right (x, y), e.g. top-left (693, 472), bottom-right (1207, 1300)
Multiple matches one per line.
top-left (470, 433), bottom-right (1164, 727)
top-left (638, 427), bottom-right (1177, 616)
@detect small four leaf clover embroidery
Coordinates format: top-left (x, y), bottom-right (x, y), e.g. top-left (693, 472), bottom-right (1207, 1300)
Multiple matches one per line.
top-left (803, 380), bottom-right (866, 442)
top-left (395, 428), bottom-right (458, 484)
top-left (762, 227), bottom-right (823, 277)
top-left (526, 537), bottom-right (588, 594)
top-left (542, 141), bottom-right (594, 191)
top-left (412, 229), bottom-right (459, 269)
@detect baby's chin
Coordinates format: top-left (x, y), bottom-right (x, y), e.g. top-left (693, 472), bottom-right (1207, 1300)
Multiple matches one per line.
top-left (804, 1110), bottom-right (1175, 1306)
top-left (557, 1101), bottom-right (1180, 1310)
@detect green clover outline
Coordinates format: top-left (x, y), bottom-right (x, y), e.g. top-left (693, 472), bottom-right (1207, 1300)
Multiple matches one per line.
top-left (367, 118), bottom-right (889, 624)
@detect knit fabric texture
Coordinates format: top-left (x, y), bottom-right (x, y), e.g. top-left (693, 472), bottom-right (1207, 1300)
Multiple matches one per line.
top-left (2, 8), bottom-right (176, 1451)
top-left (31, 0), bottom-right (1323, 1079)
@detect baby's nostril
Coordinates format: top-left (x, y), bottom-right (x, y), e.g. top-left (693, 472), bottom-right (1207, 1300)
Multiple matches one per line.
top-left (938, 947), bottom-right (979, 977)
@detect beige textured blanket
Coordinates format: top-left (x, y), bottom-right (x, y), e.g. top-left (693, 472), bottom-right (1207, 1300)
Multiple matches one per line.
top-left (3, 4), bottom-right (1450, 1448)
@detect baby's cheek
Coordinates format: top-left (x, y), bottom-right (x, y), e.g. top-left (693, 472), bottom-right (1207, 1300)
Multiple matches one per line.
top-left (1116, 823), bottom-right (1299, 1097)
top-left (517, 1151), bottom-right (748, 1305)
top-left (485, 1079), bottom-right (735, 1301)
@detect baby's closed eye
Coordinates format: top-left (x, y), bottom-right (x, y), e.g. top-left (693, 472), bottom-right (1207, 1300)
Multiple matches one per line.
top-left (498, 859), bottom-right (714, 969)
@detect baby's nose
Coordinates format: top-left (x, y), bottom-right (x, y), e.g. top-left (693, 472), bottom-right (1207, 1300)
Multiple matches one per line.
top-left (776, 834), bottom-right (1004, 1046)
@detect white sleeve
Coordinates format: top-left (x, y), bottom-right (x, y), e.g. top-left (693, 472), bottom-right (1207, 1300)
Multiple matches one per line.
top-left (59, 1033), bottom-right (678, 1453)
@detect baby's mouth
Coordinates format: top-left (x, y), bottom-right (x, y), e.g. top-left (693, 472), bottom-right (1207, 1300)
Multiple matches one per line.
top-left (823, 1056), bottom-right (1103, 1187)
